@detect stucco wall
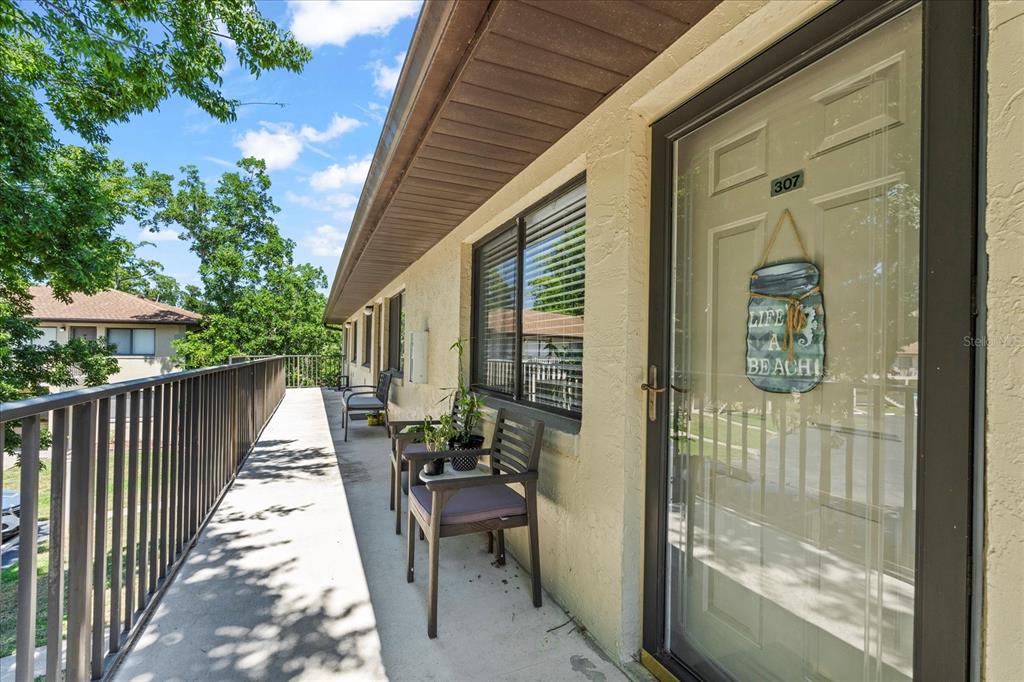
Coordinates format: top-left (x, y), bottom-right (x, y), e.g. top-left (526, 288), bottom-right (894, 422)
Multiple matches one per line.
top-left (35, 321), bottom-right (187, 383)
top-left (983, 1), bottom-right (1024, 679)
top-left (340, 0), bottom-right (834, 663)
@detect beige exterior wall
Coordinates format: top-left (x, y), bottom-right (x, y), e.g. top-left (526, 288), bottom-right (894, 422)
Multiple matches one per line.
top-left (983, 1), bottom-right (1024, 679)
top-left (342, 0), bottom-right (1024, 674)
top-left (342, 1), bottom-right (833, 663)
top-left (35, 321), bottom-right (188, 383)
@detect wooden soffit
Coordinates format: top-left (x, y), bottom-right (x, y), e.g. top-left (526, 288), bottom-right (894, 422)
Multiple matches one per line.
top-left (324, 0), bottom-right (719, 322)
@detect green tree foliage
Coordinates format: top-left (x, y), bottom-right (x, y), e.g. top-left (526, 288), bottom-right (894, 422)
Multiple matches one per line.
top-left (148, 158), bottom-right (340, 367)
top-left (114, 239), bottom-right (187, 306)
top-left (527, 221), bottom-right (586, 317)
top-left (1, 0), bottom-right (310, 455)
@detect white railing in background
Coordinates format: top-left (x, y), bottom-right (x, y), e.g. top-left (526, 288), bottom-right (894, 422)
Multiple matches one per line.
top-left (229, 354), bottom-right (345, 389)
top-left (482, 359), bottom-right (582, 412)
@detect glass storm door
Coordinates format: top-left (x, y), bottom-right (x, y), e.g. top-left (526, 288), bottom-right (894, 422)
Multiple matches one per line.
top-left (663, 7), bottom-right (922, 681)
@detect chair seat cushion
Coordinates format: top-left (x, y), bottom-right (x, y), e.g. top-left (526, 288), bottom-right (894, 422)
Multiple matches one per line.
top-left (410, 484), bottom-right (526, 525)
top-left (347, 395), bottom-right (384, 409)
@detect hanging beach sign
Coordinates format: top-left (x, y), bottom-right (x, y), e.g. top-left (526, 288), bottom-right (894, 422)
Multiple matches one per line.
top-left (746, 209), bottom-right (825, 393)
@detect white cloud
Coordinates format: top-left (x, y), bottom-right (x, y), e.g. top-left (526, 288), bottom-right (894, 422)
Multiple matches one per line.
top-left (289, 1), bottom-right (420, 48)
top-left (370, 52), bottom-right (406, 96)
top-left (299, 114), bottom-right (362, 143)
top-left (138, 228), bottom-right (180, 243)
top-left (234, 115), bottom-right (362, 170)
top-left (301, 224), bottom-right (348, 257)
top-left (309, 156), bottom-right (372, 190)
top-left (235, 127), bottom-right (304, 170)
top-left (287, 190), bottom-right (359, 212)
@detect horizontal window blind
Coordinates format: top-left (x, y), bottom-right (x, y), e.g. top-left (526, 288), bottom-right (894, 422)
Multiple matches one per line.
top-left (522, 183), bottom-right (585, 413)
top-left (475, 226), bottom-right (519, 395)
top-left (472, 179), bottom-right (586, 418)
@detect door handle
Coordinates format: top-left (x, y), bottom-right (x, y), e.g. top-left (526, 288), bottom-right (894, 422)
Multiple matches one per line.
top-left (642, 365), bottom-right (666, 421)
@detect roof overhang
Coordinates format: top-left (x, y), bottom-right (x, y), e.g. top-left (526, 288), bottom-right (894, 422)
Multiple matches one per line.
top-left (324, 0), bottom-right (718, 322)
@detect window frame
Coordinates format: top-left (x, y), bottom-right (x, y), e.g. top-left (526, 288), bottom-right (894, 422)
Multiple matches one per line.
top-left (362, 310), bottom-right (372, 369)
top-left (350, 320), bottom-right (358, 365)
top-left (106, 327), bottom-right (157, 356)
top-left (470, 175), bottom-right (586, 421)
top-left (388, 291), bottom-right (405, 376)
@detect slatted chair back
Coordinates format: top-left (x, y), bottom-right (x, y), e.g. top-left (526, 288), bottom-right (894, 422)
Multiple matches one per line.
top-left (375, 371), bottom-right (393, 404)
top-left (489, 408), bottom-right (544, 475)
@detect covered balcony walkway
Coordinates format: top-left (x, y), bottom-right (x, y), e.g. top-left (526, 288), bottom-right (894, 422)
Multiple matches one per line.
top-left (112, 388), bottom-right (624, 681)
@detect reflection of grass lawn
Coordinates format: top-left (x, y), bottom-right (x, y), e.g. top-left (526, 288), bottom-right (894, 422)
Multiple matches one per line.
top-left (2, 458), bottom-right (138, 658)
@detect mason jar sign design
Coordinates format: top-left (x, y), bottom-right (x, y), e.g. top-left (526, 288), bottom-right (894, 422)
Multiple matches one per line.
top-left (746, 210), bottom-right (825, 393)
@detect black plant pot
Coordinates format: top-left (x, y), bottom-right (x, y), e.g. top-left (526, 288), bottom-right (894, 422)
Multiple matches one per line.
top-left (423, 457), bottom-right (444, 476)
top-left (449, 434), bottom-right (485, 471)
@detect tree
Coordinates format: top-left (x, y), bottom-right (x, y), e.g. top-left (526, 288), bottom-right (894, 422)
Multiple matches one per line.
top-left (150, 158), bottom-right (340, 367)
top-left (527, 221), bottom-right (586, 317)
top-left (113, 239), bottom-right (186, 306)
top-left (1, 0), bottom-right (310, 455)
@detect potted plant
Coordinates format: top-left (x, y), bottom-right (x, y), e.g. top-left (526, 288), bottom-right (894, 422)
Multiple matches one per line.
top-left (448, 339), bottom-right (486, 471)
top-left (366, 411), bottom-right (383, 426)
top-left (422, 413), bottom-right (457, 476)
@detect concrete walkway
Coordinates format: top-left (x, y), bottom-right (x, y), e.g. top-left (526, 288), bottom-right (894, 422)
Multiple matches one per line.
top-left (113, 388), bottom-right (626, 681)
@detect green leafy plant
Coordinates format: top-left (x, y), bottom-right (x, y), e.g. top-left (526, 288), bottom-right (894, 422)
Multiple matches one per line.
top-left (448, 338), bottom-right (485, 445)
top-left (422, 413), bottom-right (457, 453)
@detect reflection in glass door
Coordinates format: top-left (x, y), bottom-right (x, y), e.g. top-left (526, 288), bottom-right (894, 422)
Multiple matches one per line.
top-left (664, 7), bottom-right (922, 681)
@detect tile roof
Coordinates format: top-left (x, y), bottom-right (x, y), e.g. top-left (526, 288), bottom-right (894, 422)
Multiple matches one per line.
top-left (29, 286), bottom-right (201, 325)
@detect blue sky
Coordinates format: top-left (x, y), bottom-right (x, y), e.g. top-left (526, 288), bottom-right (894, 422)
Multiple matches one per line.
top-left (100, 1), bottom-right (421, 290)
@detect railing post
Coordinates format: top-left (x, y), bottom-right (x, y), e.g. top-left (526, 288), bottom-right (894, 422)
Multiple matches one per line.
top-left (15, 415), bottom-right (40, 682)
top-left (46, 408), bottom-right (70, 681)
top-left (125, 391), bottom-right (140, 631)
top-left (92, 397), bottom-right (110, 679)
top-left (110, 393), bottom-right (127, 652)
top-left (67, 401), bottom-right (97, 682)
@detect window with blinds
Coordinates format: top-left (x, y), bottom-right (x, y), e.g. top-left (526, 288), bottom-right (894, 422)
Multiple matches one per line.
top-left (363, 311), bottom-right (372, 368)
top-left (471, 178), bottom-right (585, 417)
top-left (388, 291), bottom-right (404, 375)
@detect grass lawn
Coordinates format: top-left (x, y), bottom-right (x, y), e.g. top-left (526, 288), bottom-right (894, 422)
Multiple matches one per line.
top-left (2, 456), bottom-right (143, 658)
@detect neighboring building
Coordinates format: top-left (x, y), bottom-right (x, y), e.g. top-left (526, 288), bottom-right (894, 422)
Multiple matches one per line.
top-left (29, 285), bottom-right (200, 383)
top-left (325, 3), bottom-right (1020, 682)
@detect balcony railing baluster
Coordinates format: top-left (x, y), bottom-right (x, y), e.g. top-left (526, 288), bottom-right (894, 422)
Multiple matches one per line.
top-left (1, 357), bottom-right (284, 681)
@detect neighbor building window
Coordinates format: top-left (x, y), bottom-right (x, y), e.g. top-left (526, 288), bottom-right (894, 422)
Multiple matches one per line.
top-left (363, 310), bottom-right (373, 368)
top-left (107, 328), bottom-right (156, 356)
top-left (33, 326), bottom-right (57, 347)
top-left (388, 291), bottom-right (405, 375)
top-left (472, 179), bottom-right (586, 417)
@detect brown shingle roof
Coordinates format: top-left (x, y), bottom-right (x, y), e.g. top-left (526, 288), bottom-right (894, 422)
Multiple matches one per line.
top-left (29, 286), bottom-right (201, 325)
top-left (487, 308), bottom-right (583, 338)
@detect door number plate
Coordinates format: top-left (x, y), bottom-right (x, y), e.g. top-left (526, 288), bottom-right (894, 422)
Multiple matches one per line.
top-left (770, 170), bottom-right (804, 197)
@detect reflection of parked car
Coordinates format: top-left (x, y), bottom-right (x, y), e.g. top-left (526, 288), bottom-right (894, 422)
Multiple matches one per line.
top-left (2, 490), bottom-right (20, 541)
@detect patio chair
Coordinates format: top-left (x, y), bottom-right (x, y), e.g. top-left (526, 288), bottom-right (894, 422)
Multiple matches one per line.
top-left (388, 399), bottom-right (465, 535)
top-left (405, 408), bottom-right (544, 638)
top-left (341, 371), bottom-right (393, 441)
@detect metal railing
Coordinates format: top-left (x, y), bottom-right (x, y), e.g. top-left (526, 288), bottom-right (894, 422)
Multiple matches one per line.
top-left (483, 358), bottom-right (582, 412)
top-left (0, 357), bottom-right (285, 681)
top-left (229, 354), bottom-right (344, 389)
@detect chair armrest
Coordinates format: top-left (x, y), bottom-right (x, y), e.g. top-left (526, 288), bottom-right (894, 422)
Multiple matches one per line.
top-left (341, 385), bottom-right (375, 396)
top-left (403, 447), bottom-right (492, 464)
top-left (425, 471), bottom-right (537, 492)
top-left (388, 419), bottom-right (439, 436)
top-left (392, 430), bottom-right (428, 444)
top-left (344, 392), bottom-right (384, 407)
